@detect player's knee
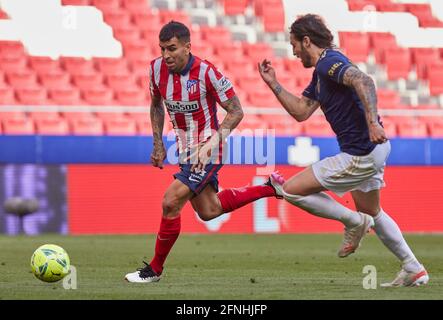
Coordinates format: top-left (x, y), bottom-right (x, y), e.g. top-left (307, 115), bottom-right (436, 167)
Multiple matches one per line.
top-left (162, 196), bottom-right (181, 215)
top-left (197, 207), bottom-right (221, 221)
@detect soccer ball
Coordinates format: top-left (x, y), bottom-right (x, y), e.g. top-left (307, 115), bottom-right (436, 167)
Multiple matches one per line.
top-left (30, 244), bottom-right (70, 283)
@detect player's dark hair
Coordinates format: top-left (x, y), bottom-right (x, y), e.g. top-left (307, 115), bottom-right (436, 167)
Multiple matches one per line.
top-left (290, 14), bottom-right (334, 48)
top-left (159, 21), bottom-right (191, 43)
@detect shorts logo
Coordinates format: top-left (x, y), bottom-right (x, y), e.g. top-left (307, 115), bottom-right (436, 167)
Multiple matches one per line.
top-left (186, 79), bottom-right (199, 94)
top-left (189, 169), bottom-right (206, 183)
top-left (164, 100), bottom-right (199, 113)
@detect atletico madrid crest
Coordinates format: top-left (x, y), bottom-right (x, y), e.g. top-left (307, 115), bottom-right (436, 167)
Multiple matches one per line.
top-left (186, 79), bottom-right (199, 94)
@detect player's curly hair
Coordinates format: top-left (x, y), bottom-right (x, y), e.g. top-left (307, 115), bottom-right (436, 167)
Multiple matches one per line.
top-left (290, 14), bottom-right (334, 48)
top-left (159, 20), bottom-right (190, 43)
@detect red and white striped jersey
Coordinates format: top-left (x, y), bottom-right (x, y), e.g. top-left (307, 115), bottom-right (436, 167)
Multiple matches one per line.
top-left (149, 54), bottom-right (235, 154)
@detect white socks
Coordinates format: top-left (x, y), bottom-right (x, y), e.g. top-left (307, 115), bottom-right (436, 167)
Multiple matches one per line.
top-left (283, 191), bottom-right (362, 228)
top-left (372, 209), bottom-right (422, 272)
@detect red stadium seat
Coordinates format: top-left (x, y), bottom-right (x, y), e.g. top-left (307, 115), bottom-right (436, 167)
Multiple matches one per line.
top-left (49, 88), bottom-right (82, 105)
top-left (16, 88), bottom-right (49, 105)
top-left (429, 122), bottom-right (443, 137)
top-left (397, 121), bottom-right (428, 138)
top-left (2, 118), bottom-right (35, 134)
top-left (377, 89), bottom-right (401, 109)
top-left (82, 88), bottom-right (114, 105)
top-left (28, 56), bottom-right (61, 74)
top-left (200, 26), bottom-right (232, 45)
top-left (136, 119), bottom-right (152, 135)
top-left (304, 117), bottom-right (334, 137)
top-left (129, 57), bottom-right (151, 78)
top-left (91, 0), bottom-right (120, 13)
top-left (235, 114), bottom-right (264, 131)
top-left (0, 111), bottom-right (26, 121)
top-left (0, 87), bottom-right (16, 104)
top-left (104, 118), bottom-right (137, 135)
top-left (0, 41), bottom-right (25, 59)
top-left (213, 42), bottom-right (245, 60)
top-left (379, 117), bottom-right (398, 138)
top-left (384, 47), bottom-right (411, 80)
top-left (121, 0), bottom-right (151, 14)
top-left (339, 32), bottom-right (370, 62)
top-left (102, 10), bottom-right (132, 29)
top-left (72, 74), bottom-right (104, 90)
top-left (236, 75), bottom-right (269, 94)
top-left (410, 48), bottom-right (441, 80)
top-left (124, 44), bottom-right (154, 62)
top-left (377, 2), bottom-right (406, 12)
top-left (0, 56), bottom-right (27, 73)
top-left (105, 74), bottom-right (137, 90)
top-left (262, 3), bottom-right (285, 32)
top-left (95, 112), bottom-right (127, 121)
top-left (263, 114), bottom-right (303, 136)
top-left (29, 112), bottom-right (62, 121)
top-left (191, 43), bottom-right (214, 59)
top-left (71, 118), bottom-right (104, 135)
top-left (428, 63), bottom-right (443, 96)
top-left (6, 70), bottom-right (37, 89)
top-left (254, 0), bottom-right (282, 17)
top-left (242, 42), bottom-right (275, 63)
top-left (132, 12), bottom-right (162, 30)
top-left (222, 0), bottom-right (249, 16)
top-left (347, 0), bottom-right (375, 11)
top-left (94, 58), bottom-right (129, 76)
top-left (62, 112), bottom-right (96, 122)
top-left (35, 118), bottom-right (70, 135)
top-left (38, 72), bottom-right (72, 90)
top-left (158, 10), bottom-right (191, 26)
top-left (113, 27), bottom-right (141, 46)
top-left (115, 89), bottom-right (147, 105)
top-left (60, 57), bottom-right (96, 75)
top-left (247, 90), bottom-right (279, 108)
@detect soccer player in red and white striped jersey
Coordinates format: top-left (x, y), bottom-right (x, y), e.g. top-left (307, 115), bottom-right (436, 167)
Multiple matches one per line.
top-left (125, 21), bottom-right (282, 283)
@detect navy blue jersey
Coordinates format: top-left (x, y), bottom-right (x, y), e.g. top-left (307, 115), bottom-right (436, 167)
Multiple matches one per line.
top-left (302, 49), bottom-right (380, 156)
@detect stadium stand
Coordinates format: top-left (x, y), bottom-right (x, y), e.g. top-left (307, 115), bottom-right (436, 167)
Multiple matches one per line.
top-left (0, 0), bottom-right (443, 137)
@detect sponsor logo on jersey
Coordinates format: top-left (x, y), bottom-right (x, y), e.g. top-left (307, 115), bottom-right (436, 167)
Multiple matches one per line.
top-left (216, 76), bottom-right (233, 93)
top-left (164, 100), bottom-right (199, 113)
top-left (328, 62), bottom-right (343, 76)
top-left (186, 79), bottom-right (199, 94)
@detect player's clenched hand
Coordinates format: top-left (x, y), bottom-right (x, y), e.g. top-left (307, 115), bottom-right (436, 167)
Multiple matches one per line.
top-left (258, 59), bottom-right (277, 85)
top-left (151, 143), bottom-right (166, 169)
top-left (369, 122), bottom-right (388, 144)
top-left (187, 137), bottom-right (219, 172)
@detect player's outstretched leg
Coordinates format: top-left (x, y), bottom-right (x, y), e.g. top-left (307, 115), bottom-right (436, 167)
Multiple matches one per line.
top-left (216, 171), bottom-right (283, 214)
top-left (269, 171), bottom-right (374, 257)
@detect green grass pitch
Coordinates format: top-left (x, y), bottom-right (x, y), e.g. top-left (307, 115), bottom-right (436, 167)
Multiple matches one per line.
top-left (0, 234), bottom-right (442, 300)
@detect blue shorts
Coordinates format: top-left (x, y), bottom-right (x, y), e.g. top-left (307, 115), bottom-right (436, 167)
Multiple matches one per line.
top-left (173, 163), bottom-right (223, 195)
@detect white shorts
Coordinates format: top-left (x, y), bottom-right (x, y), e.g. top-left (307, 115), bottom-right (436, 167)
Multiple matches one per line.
top-left (312, 141), bottom-right (391, 197)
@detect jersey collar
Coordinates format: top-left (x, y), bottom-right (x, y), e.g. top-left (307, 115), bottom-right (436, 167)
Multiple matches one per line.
top-left (170, 53), bottom-right (195, 76)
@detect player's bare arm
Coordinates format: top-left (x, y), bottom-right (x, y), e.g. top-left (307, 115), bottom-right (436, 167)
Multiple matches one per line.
top-left (258, 59), bottom-right (320, 122)
top-left (150, 94), bottom-right (166, 169)
top-left (191, 95), bottom-right (244, 172)
top-left (342, 66), bottom-right (387, 144)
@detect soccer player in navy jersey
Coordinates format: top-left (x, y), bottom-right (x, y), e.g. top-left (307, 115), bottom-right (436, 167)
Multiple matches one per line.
top-left (258, 14), bottom-right (428, 287)
top-left (125, 21), bottom-right (281, 283)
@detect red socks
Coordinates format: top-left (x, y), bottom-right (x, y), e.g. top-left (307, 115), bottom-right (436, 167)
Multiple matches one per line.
top-left (217, 184), bottom-right (276, 213)
top-left (150, 215), bottom-right (181, 275)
